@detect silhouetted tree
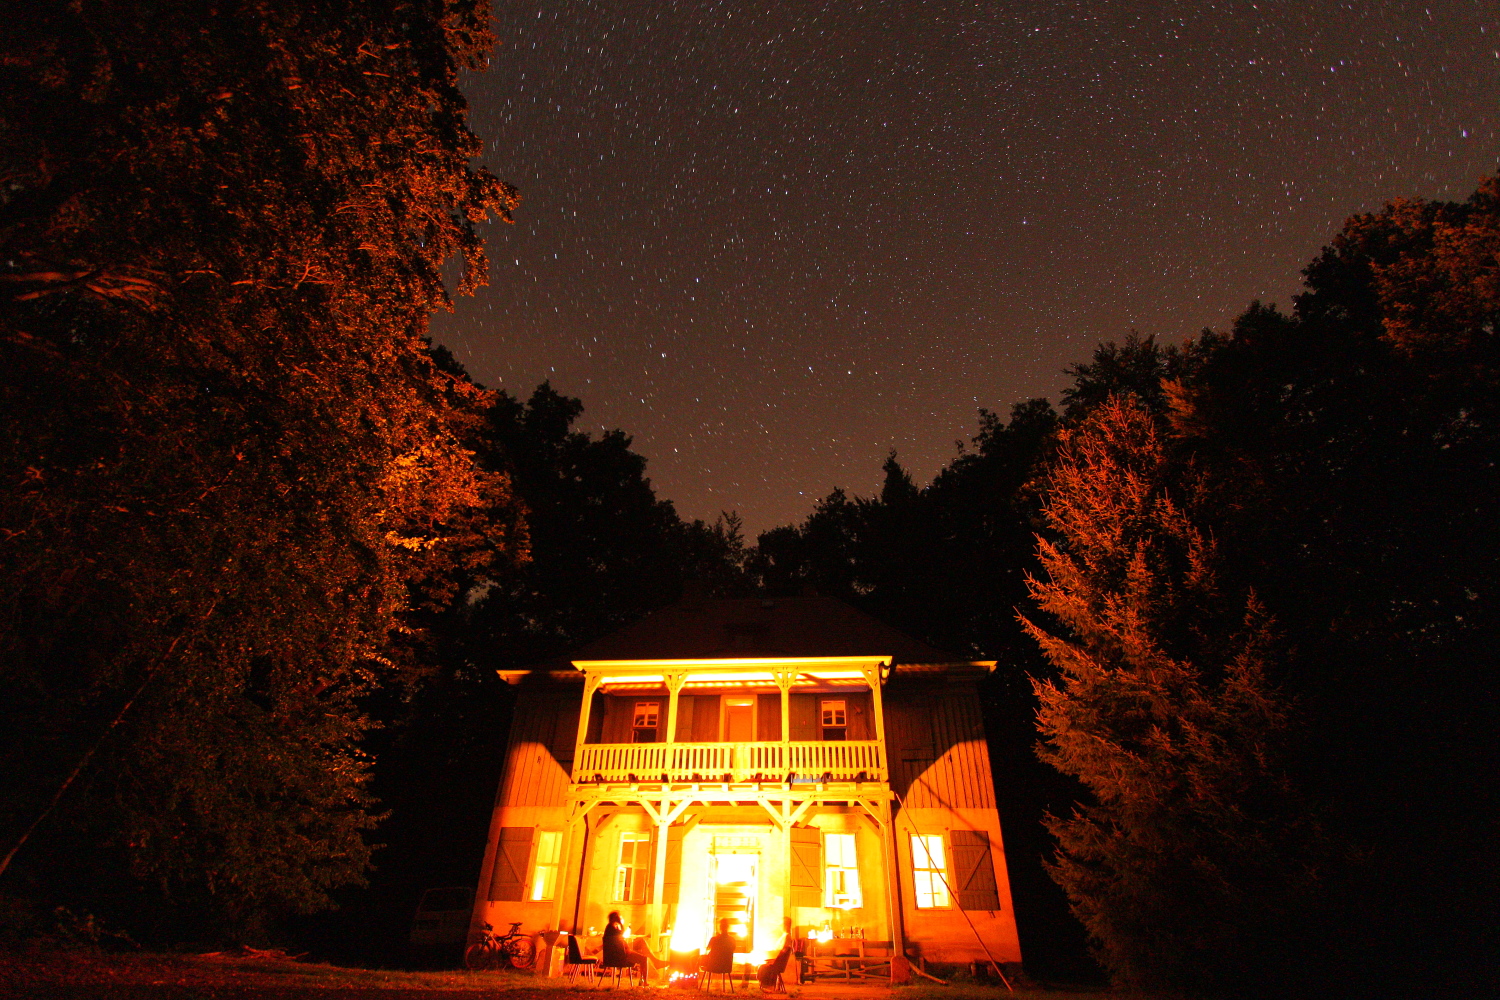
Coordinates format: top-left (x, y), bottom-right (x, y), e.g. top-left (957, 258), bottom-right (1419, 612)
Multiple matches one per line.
top-left (0, 0), bottom-right (522, 939)
top-left (1022, 397), bottom-right (1313, 994)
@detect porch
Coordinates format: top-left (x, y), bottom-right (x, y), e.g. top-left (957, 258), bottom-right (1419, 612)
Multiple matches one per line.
top-left (575, 740), bottom-right (886, 783)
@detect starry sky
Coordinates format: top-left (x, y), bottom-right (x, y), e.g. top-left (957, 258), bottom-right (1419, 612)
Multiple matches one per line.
top-left (432, 1), bottom-right (1498, 537)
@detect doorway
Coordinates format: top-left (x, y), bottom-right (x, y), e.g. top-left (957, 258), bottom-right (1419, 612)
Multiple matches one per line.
top-left (709, 845), bottom-right (758, 953)
top-left (723, 697), bottom-right (756, 742)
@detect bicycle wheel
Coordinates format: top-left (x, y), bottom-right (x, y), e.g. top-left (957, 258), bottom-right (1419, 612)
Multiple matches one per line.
top-left (464, 938), bottom-right (500, 971)
top-left (507, 936), bottom-right (536, 970)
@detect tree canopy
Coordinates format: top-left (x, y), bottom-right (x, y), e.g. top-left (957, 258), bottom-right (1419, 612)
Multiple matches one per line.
top-left (1, 0), bottom-right (523, 938)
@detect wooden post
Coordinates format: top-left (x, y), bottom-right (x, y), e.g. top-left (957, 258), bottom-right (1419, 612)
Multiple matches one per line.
top-left (866, 662), bottom-right (889, 778)
top-left (575, 673), bottom-right (601, 765)
top-left (880, 796), bottom-right (910, 984)
top-left (650, 793), bottom-right (672, 958)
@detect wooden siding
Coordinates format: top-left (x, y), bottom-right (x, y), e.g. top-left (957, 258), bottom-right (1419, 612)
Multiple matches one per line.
top-left (757, 692), bottom-right (781, 740)
top-left (884, 680), bottom-right (995, 810)
top-left (497, 687), bottom-right (580, 809)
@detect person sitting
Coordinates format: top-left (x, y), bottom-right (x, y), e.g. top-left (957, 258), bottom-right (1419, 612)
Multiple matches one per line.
top-left (701, 918), bottom-right (735, 989)
top-left (601, 911), bottom-right (650, 982)
top-left (631, 932), bottom-right (670, 971)
top-left (758, 917), bottom-right (794, 990)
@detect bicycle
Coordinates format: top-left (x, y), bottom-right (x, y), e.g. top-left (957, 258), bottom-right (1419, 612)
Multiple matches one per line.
top-left (463, 920), bottom-right (536, 971)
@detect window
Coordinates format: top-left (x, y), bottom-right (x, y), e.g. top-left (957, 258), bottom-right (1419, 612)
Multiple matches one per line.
top-left (911, 834), bottom-right (950, 909)
top-left (529, 830), bottom-right (561, 901)
top-left (632, 701), bottom-right (660, 743)
top-left (614, 832), bottom-right (651, 902)
top-left (820, 699), bottom-right (847, 741)
top-left (824, 833), bottom-right (862, 908)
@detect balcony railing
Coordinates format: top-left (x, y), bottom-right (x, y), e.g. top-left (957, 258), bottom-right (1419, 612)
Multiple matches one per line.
top-left (574, 741), bottom-right (886, 784)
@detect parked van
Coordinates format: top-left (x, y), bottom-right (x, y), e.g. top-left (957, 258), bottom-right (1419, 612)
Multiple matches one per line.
top-left (409, 886), bottom-right (473, 965)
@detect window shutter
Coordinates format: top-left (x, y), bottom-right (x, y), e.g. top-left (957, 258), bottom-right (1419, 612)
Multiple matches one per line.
top-left (847, 692), bottom-right (872, 739)
top-left (675, 696), bottom-right (695, 741)
top-left (789, 694), bottom-right (817, 741)
top-left (757, 693), bottom-right (782, 741)
top-left (950, 830), bottom-right (1001, 910)
top-left (789, 825), bottom-right (821, 908)
top-left (488, 827), bottom-right (532, 902)
top-left (692, 695), bottom-right (721, 741)
top-left (662, 825), bottom-right (686, 904)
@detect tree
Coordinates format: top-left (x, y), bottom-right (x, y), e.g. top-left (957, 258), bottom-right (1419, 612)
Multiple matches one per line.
top-left (0, 0), bottom-right (522, 938)
top-left (1022, 396), bottom-right (1312, 994)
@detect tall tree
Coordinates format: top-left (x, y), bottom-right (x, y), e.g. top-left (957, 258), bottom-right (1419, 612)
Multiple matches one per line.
top-left (0, 0), bottom-right (522, 938)
top-left (1023, 396), bottom-right (1312, 994)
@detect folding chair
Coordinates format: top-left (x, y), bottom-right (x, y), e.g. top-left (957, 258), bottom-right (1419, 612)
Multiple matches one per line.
top-left (757, 947), bottom-right (792, 994)
top-left (599, 957), bottom-right (643, 988)
top-left (564, 934), bottom-right (597, 985)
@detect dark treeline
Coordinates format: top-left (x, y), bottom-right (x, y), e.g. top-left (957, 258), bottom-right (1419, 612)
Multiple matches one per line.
top-left (2, 2), bottom-right (1495, 996)
top-left (753, 183), bottom-right (1500, 996)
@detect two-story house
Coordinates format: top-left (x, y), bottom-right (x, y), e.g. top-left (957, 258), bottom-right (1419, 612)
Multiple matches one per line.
top-left (472, 593), bottom-right (1022, 980)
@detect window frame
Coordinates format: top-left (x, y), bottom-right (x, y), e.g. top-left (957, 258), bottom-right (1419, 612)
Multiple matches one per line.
top-left (820, 698), bottom-right (848, 741)
top-left (632, 701), bottom-right (660, 743)
top-left (910, 833), bottom-right (951, 909)
top-left (823, 831), bottom-right (863, 909)
top-left (614, 831), bottom-right (652, 902)
top-left (529, 830), bottom-right (562, 901)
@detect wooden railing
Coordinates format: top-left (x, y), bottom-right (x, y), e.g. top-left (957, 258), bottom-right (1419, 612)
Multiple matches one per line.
top-left (574, 741), bottom-right (886, 783)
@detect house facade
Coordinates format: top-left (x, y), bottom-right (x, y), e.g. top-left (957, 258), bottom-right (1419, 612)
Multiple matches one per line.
top-left (472, 594), bottom-right (1021, 979)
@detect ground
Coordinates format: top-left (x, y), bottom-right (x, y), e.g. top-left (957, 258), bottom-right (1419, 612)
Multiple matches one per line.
top-left (0, 951), bottom-right (1124, 1000)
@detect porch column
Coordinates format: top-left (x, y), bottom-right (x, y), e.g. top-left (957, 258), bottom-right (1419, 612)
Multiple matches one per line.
top-left (777, 670), bottom-right (793, 775)
top-left (650, 794), bottom-right (672, 954)
top-left (866, 662), bottom-right (889, 778)
top-left (663, 671), bottom-right (685, 761)
top-left (879, 796), bottom-right (910, 983)
top-left (574, 673), bottom-right (602, 767)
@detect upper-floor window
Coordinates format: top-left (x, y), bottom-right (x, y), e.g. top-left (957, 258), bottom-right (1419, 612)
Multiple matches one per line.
top-left (529, 830), bottom-right (561, 901)
top-left (820, 699), bottom-right (847, 741)
top-left (824, 832), bottom-right (863, 908)
top-left (632, 701), bottom-right (660, 743)
top-left (911, 834), bottom-right (950, 908)
top-left (614, 831), bottom-right (651, 902)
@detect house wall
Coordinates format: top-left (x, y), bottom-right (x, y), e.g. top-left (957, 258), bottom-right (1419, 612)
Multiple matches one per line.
top-left (472, 684), bottom-right (579, 937)
top-left (885, 675), bottom-right (1022, 964)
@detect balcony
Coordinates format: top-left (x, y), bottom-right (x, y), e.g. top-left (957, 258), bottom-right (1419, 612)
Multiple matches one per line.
top-left (575, 740), bottom-right (886, 784)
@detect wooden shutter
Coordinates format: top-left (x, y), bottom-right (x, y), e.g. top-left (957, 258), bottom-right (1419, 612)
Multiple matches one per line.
top-left (675, 696), bottom-right (695, 741)
top-left (757, 693), bottom-right (782, 741)
top-left (692, 695), bottom-right (721, 741)
top-left (661, 825), bottom-right (687, 904)
top-left (488, 827), bottom-right (532, 902)
top-left (847, 692), bottom-right (873, 739)
top-left (950, 830), bottom-right (1001, 910)
top-left (789, 825), bottom-right (821, 908)
top-left (789, 694), bottom-right (817, 740)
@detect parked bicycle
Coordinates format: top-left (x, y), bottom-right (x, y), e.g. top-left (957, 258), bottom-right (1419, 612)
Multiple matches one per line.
top-left (464, 920), bottom-right (536, 971)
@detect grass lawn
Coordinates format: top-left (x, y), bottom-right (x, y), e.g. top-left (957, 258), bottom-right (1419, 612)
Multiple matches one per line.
top-left (0, 950), bottom-right (1132, 1000)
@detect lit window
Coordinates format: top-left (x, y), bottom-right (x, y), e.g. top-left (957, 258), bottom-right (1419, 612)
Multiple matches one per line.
top-left (632, 701), bottom-right (660, 743)
top-left (911, 834), bottom-right (949, 909)
top-left (824, 833), bottom-right (863, 908)
top-left (615, 832), bottom-right (651, 902)
top-left (820, 699), bottom-right (847, 741)
top-left (530, 830), bottom-right (561, 901)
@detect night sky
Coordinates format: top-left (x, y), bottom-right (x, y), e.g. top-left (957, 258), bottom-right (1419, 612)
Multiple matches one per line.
top-left (432, 1), bottom-right (1498, 537)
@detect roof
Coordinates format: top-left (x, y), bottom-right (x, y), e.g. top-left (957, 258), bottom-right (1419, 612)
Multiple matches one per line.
top-left (567, 594), bottom-right (960, 664)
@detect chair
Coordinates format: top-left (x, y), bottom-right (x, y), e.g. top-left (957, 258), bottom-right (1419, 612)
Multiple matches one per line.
top-left (564, 934), bottom-right (597, 985)
top-left (758, 947), bottom-right (792, 993)
top-left (699, 948), bottom-right (734, 992)
top-left (598, 958), bottom-right (642, 988)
